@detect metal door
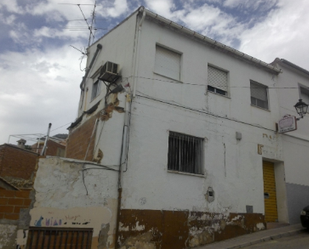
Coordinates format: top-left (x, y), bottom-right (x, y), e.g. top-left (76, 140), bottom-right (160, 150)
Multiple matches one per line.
top-left (263, 161), bottom-right (278, 222)
top-left (26, 227), bottom-right (93, 249)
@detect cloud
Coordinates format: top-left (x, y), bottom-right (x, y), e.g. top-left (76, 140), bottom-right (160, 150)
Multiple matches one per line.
top-left (238, 0), bottom-right (309, 68)
top-left (144, 0), bottom-right (175, 18)
top-left (0, 46), bottom-right (85, 144)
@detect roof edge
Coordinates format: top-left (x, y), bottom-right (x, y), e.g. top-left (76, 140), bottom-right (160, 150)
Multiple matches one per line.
top-left (274, 58), bottom-right (309, 77)
top-left (140, 7), bottom-right (281, 74)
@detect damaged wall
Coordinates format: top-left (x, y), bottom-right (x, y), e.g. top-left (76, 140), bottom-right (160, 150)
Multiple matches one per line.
top-left (0, 189), bottom-right (33, 249)
top-left (0, 144), bottom-right (38, 188)
top-left (118, 210), bottom-right (265, 249)
top-left (21, 157), bottom-right (119, 249)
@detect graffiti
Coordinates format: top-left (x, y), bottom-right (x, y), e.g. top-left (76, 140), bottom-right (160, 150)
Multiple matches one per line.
top-left (65, 215), bottom-right (81, 220)
top-left (34, 214), bottom-right (90, 227)
top-left (34, 216), bottom-right (44, 227)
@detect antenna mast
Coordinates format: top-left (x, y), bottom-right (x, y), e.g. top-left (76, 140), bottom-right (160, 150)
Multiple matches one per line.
top-left (77, 1), bottom-right (97, 48)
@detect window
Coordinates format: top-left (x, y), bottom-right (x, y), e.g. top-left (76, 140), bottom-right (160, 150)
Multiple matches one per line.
top-left (91, 80), bottom-right (101, 101)
top-left (207, 65), bottom-right (228, 96)
top-left (155, 45), bottom-right (181, 80)
top-left (300, 86), bottom-right (309, 111)
top-left (250, 80), bottom-right (269, 109)
top-left (168, 132), bottom-right (203, 175)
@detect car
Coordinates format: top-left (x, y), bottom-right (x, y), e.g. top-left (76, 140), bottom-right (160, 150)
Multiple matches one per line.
top-left (300, 206), bottom-right (309, 228)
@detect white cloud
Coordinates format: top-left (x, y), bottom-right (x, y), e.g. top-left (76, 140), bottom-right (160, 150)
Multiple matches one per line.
top-left (0, 1), bottom-right (24, 14)
top-left (238, 0), bottom-right (309, 69)
top-left (145, 0), bottom-right (175, 18)
top-left (0, 46), bottom-right (85, 144)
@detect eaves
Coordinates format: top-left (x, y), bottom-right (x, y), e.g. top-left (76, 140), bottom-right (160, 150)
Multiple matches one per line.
top-left (141, 7), bottom-right (281, 75)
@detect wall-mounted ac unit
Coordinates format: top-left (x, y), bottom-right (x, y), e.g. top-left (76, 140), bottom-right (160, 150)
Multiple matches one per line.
top-left (99, 61), bottom-right (120, 83)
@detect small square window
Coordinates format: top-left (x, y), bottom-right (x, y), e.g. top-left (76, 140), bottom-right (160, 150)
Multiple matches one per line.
top-left (155, 45), bottom-right (181, 80)
top-left (300, 86), bottom-right (309, 112)
top-left (207, 65), bottom-right (228, 96)
top-left (250, 80), bottom-right (269, 110)
top-left (91, 80), bottom-right (101, 101)
top-left (168, 132), bottom-right (203, 175)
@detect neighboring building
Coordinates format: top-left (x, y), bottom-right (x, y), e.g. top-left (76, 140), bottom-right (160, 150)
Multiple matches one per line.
top-left (271, 58), bottom-right (309, 224)
top-left (20, 6), bottom-right (309, 249)
top-left (0, 142), bottom-right (38, 189)
top-left (31, 134), bottom-right (67, 157)
top-left (0, 135), bottom-right (67, 249)
top-left (0, 142), bottom-right (37, 249)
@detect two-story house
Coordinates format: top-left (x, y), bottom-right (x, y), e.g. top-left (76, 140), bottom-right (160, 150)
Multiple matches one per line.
top-left (21, 6), bottom-right (309, 249)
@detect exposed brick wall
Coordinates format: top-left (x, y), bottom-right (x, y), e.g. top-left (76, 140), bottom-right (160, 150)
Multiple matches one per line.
top-left (0, 189), bottom-right (32, 220)
top-left (32, 140), bottom-right (66, 157)
top-left (66, 115), bottom-right (98, 161)
top-left (0, 145), bottom-right (38, 180)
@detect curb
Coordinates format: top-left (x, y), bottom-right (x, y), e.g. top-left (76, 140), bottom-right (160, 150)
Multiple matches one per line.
top-left (227, 229), bottom-right (303, 249)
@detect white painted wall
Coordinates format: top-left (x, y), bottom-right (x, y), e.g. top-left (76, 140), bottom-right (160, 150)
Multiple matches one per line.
top-left (118, 16), bottom-right (284, 216)
top-left (28, 157), bottom-right (119, 248)
top-left (273, 61), bottom-right (309, 186)
top-left (78, 11), bottom-right (138, 118)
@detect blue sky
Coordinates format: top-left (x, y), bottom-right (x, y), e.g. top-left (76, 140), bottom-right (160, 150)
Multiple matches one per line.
top-left (1, 0), bottom-right (309, 145)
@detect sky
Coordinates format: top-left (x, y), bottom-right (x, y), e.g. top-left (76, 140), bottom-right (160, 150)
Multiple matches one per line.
top-left (1, 0), bottom-right (309, 145)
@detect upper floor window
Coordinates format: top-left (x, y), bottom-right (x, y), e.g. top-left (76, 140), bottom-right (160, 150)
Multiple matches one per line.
top-left (250, 80), bottom-right (269, 110)
top-left (168, 131), bottom-right (204, 175)
top-left (300, 86), bottom-right (309, 111)
top-left (207, 65), bottom-right (229, 96)
top-left (155, 45), bottom-right (181, 81)
top-left (91, 79), bottom-right (101, 101)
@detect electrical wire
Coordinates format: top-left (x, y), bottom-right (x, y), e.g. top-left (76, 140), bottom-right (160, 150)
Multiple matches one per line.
top-left (125, 75), bottom-right (301, 90)
top-left (135, 91), bottom-right (277, 132)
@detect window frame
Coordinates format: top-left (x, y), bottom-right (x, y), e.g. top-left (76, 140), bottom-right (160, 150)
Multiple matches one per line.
top-left (91, 79), bottom-right (101, 101)
top-left (167, 131), bottom-right (204, 175)
top-left (250, 80), bottom-right (269, 110)
top-left (207, 65), bottom-right (229, 97)
top-left (154, 44), bottom-right (182, 81)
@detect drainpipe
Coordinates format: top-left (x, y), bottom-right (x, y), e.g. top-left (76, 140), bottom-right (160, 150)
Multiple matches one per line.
top-left (114, 93), bottom-right (131, 248)
top-left (79, 43), bottom-right (103, 91)
top-left (132, 6), bottom-right (146, 97)
top-left (115, 9), bottom-right (146, 247)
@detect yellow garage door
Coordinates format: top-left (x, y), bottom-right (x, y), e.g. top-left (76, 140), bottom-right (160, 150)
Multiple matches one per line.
top-left (263, 161), bottom-right (278, 222)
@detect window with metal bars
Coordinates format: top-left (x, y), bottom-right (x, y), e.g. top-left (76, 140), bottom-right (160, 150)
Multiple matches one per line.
top-left (155, 45), bottom-right (181, 81)
top-left (250, 80), bottom-right (269, 110)
top-left (168, 132), bottom-right (204, 175)
top-left (26, 227), bottom-right (93, 249)
top-left (207, 65), bottom-right (228, 96)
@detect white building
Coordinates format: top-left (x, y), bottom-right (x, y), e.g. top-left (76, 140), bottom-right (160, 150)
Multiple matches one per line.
top-left (23, 7), bottom-right (309, 249)
top-left (271, 58), bottom-right (309, 224)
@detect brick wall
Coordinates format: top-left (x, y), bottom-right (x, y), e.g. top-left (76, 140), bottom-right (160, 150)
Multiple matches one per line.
top-left (32, 140), bottom-right (66, 157)
top-left (66, 115), bottom-right (98, 161)
top-left (0, 189), bottom-right (32, 220)
top-left (0, 145), bottom-right (38, 180)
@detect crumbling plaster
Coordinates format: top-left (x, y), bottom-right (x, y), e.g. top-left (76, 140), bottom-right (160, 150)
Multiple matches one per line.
top-left (25, 157), bottom-right (119, 249)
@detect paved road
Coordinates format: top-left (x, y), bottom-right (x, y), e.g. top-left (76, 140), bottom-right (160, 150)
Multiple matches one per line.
top-left (243, 229), bottom-right (309, 249)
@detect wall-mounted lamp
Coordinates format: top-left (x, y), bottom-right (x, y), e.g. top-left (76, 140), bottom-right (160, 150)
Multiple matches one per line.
top-left (294, 99), bottom-right (308, 120)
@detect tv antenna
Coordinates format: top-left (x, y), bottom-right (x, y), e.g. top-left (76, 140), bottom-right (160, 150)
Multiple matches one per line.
top-left (77, 1), bottom-right (97, 47)
top-left (60, 1), bottom-right (97, 47)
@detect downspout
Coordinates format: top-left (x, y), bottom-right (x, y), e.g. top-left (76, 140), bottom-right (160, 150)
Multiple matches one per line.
top-left (132, 6), bottom-right (146, 97)
top-left (115, 8), bottom-right (146, 247)
top-left (79, 43), bottom-right (103, 91)
top-left (114, 93), bottom-right (130, 248)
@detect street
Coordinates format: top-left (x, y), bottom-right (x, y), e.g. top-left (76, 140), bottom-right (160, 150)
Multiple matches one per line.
top-left (243, 229), bottom-right (309, 249)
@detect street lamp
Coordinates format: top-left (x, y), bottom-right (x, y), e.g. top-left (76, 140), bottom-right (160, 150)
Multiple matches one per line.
top-left (294, 99), bottom-right (308, 120)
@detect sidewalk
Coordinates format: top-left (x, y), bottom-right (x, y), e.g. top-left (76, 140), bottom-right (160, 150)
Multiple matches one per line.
top-left (195, 223), bottom-right (304, 249)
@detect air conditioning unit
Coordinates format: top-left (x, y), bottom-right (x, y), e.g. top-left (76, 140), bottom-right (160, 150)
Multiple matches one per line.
top-left (99, 61), bottom-right (120, 83)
